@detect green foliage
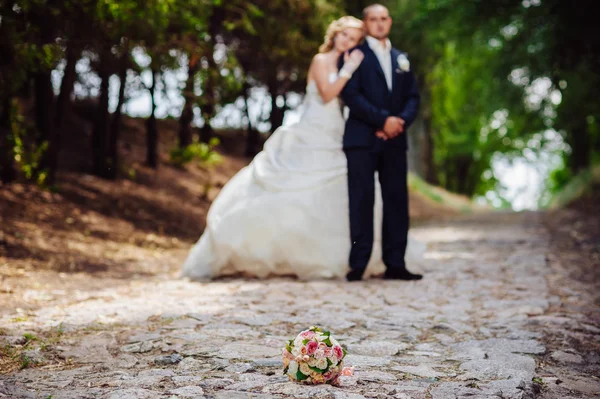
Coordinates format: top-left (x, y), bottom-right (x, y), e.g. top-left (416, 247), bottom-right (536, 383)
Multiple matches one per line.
top-left (6, 100), bottom-right (49, 187)
top-left (296, 370), bottom-right (309, 381)
top-left (234, 0), bottom-right (344, 93)
top-left (170, 137), bottom-right (222, 169)
top-left (20, 355), bottom-right (31, 370)
top-left (541, 164), bottom-right (600, 209)
top-left (407, 172), bottom-right (481, 212)
top-left (22, 333), bottom-right (38, 343)
top-left (532, 376), bottom-right (545, 385)
top-left (413, 0), bottom-right (600, 202)
top-left (547, 166), bottom-right (573, 196)
top-left (4, 0), bottom-right (595, 208)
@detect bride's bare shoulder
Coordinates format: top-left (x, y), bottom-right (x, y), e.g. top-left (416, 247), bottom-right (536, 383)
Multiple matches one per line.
top-left (311, 53), bottom-right (328, 66)
top-left (308, 54), bottom-right (328, 79)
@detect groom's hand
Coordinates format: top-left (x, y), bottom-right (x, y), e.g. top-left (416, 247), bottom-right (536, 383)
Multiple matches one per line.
top-left (381, 117), bottom-right (405, 139)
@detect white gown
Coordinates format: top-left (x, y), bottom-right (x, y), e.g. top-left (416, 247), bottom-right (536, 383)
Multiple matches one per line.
top-left (182, 73), bottom-right (425, 280)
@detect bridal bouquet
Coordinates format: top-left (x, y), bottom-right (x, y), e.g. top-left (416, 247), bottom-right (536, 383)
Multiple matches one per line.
top-left (282, 326), bottom-right (347, 385)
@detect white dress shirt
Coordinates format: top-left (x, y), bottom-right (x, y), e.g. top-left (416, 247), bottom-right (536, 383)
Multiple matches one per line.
top-left (366, 36), bottom-right (393, 91)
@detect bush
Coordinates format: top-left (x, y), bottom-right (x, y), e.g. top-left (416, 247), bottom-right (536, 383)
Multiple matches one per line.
top-left (170, 137), bottom-right (222, 169)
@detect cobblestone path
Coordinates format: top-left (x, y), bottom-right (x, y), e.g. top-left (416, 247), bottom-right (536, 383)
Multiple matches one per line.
top-left (1, 212), bottom-right (599, 398)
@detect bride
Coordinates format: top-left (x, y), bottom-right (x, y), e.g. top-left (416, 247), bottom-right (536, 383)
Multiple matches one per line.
top-left (182, 16), bottom-right (424, 280)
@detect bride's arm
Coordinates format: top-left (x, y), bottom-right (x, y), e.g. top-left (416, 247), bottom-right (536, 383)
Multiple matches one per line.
top-left (310, 54), bottom-right (360, 104)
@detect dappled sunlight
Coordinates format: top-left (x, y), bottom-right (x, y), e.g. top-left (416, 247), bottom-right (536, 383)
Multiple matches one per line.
top-left (1, 0), bottom-right (598, 396)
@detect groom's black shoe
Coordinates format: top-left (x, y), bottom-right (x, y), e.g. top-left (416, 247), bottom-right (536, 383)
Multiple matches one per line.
top-left (346, 269), bottom-right (364, 282)
top-left (383, 268), bottom-right (423, 281)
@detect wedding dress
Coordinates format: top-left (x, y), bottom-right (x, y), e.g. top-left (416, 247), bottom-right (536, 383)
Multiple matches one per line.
top-left (182, 73), bottom-right (425, 280)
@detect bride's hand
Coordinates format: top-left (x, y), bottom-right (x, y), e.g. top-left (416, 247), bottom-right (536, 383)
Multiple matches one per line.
top-left (340, 50), bottom-right (364, 76)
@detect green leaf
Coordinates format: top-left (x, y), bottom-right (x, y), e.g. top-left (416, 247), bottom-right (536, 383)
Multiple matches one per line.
top-left (296, 370), bottom-right (309, 381)
top-left (309, 365), bottom-right (325, 373)
top-left (285, 338), bottom-right (295, 354)
top-left (323, 337), bottom-right (332, 346)
top-left (302, 339), bottom-right (309, 345)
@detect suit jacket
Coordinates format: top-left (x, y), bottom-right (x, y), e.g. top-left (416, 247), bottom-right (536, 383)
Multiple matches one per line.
top-left (340, 42), bottom-right (420, 150)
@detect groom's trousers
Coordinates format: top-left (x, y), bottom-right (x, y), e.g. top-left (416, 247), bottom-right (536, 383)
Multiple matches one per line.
top-left (345, 146), bottom-right (409, 273)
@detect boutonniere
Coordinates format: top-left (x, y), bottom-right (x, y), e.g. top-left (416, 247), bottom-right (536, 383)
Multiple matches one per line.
top-left (396, 54), bottom-right (410, 73)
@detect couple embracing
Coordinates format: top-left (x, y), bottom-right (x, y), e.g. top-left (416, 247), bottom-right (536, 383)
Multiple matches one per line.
top-left (182, 4), bottom-right (424, 282)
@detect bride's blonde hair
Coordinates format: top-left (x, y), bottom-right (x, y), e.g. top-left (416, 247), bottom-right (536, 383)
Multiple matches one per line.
top-left (319, 16), bottom-right (365, 53)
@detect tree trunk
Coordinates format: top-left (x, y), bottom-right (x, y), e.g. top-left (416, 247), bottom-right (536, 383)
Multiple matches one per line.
top-left (268, 82), bottom-right (286, 133)
top-left (0, 97), bottom-right (16, 183)
top-left (146, 69), bottom-right (159, 168)
top-left (0, 23), bottom-right (17, 183)
top-left (92, 49), bottom-right (111, 177)
top-left (455, 156), bottom-right (473, 196)
top-left (34, 70), bottom-right (54, 143)
top-left (44, 43), bottom-right (80, 184)
top-left (200, 7), bottom-right (223, 143)
top-left (200, 68), bottom-right (215, 143)
top-left (178, 53), bottom-right (199, 148)
top-left (422, 116), bottom-right (437, 184)
top-left (33, 70), bottom-right (54, 184)
top-left (107, 41), bottom-right (129, 179)
top-left (243, 82), bottom-right (260, 156)
top-left (568, 124), bottom-right (591, 174)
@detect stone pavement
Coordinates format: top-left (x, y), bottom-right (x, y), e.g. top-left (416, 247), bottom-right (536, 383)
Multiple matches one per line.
top-left (1, 212), bottom-right (599, 398)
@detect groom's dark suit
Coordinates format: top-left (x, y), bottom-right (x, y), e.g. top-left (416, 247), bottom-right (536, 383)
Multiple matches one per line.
top-left (340, 41), bottom-right (420, 275)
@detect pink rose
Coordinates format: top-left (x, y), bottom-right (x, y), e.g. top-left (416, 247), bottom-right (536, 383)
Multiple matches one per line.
top-left (333, 346), bottom-right (343, 359)
top-left (342, 366), bottom-right (355, 376)
top-left (323, 371), bottom-right (333, 380)
top-left (301, 330), bottom-right (315, 339)
top-left (324, 347), bottom-right (333, 358)
top-left (306, 341), bottom-right (318, 355)
top-left (282, 348), bottom-right (295, 360)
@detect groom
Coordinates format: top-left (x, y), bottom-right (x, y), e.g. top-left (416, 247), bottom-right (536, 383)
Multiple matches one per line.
top-left (340, 4), bottom-right (423, 282)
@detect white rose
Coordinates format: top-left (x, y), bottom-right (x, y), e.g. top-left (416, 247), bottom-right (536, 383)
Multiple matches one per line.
top-left (314, 348), bottom-right (325, 359)
top-left (397, 54), bottom-right (410, 72)
top-left (316, 358), bottom-right (328, 370)
top-left (299, 362), bottom-right (311, 375)
top-left (308, 357), bottom-right (319, 367)
top-left (328, 356), bottom-right (338, 367)
top-left (288, 361), bottom-right (298, 375)
top-left (291, 346), bottom-right (300, 357)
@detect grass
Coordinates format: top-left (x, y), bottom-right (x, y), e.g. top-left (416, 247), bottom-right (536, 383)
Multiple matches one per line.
top-left (548, 165), bottom-right (600, 209)
top-left (0, 324), bottom-right (67, 373)
top-left (19, 355), bottom-right (31, 370)
top-left (22, 333), bottom-right (38, 343)
top-left (532, 376), bottom-right (545, 385)
top-left (407, 172), bottom-right (483, 213)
